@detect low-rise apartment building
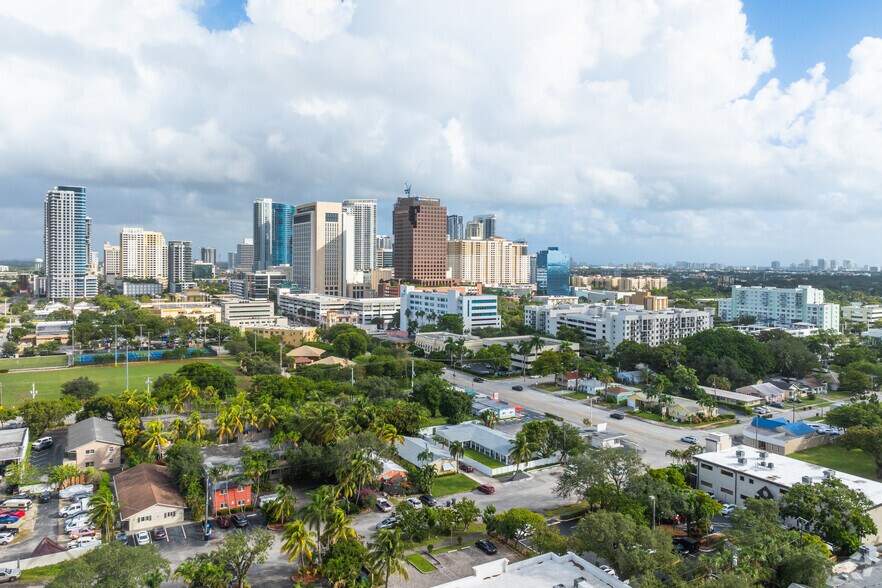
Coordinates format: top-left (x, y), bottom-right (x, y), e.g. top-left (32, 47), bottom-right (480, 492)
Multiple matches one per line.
top-left (401, 286), bottom-right (501, 333)
top-left (64, 417), bottom-right (124, 471)
top-left (276, 289), bottom-right (400, 330)
top-left (219, 299), bottom-right (287, 330)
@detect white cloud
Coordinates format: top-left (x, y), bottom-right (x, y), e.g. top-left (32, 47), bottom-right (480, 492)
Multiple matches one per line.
top-left (0, 0), bottom-right (880, 264)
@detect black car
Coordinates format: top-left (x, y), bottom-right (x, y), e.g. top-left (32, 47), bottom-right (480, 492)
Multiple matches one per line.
top-left (151, 528), bottom-right (167, 541)
top-left (39, 491), bottom-right (51, 503)
top-left (475, 539), bottom-right (498, 555)
top-left (511, 385), bottom-right (524, 391)
top-left (0, 527), bottom-right (20, 536)
top-left (673, 536), bottom-right (699, 554)
top-left (231, 514), bottom-right (249, 528)
top-left (115, 531), bottom-right (127, 544)
top-left (419, 495), bottom-right (437, 507)
top-left (610, 413), bottom-right (625, 420)
top-left (473, 377), bottom-right (485, 383)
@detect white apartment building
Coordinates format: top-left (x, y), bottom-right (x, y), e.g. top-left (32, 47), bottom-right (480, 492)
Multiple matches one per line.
top-left (219, 299), bottom-right (287, 329)
top-left (342, 199), bottom-right (377, 272)
top-left (120, 227), bottom-right (167, 281)
top-left (167, 240), bottom-right (194, 294)
top-left (400, 286), bottom-right (501, 333)
top-left (570, 275), bottom-right (668, 291)
top-left (252, 198), bottom-right (273, 271)
top-left (43, 186), bottom-right (98, 300)
top-left (842, 304), bottom-right (882, 327)
top-left (103, 242), bottom-right (120, 278)
top-left (447, 238), bottom-right (531, 286)
top-left (718, 285), bottom-right (840, 331)
top-left (291, 202), bottom-right (354, 296)
top-left (276, 289), bottom-right (400, 329)
top-left (524, 303), bottom-right (595, 334)
top-left (536, 304), bottom-right (712, 348)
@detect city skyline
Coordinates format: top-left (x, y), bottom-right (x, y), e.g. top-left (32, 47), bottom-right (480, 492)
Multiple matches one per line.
top-left (3, 2), bottom-right (882, 264)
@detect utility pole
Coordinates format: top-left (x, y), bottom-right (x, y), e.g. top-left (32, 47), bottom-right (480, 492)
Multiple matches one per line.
top-left (147, 331), bottom-right (151, 363)
top-left (30, 383), bottom-right (37, 401)
top-left (411, 359), bottom-right (415, 390)
top-left (146, 376), bottom-right (152, 394)
top-left (125, 342), bottom-right (130, 390)
top-left (649, 495), bottom-right (656, 529)
top-left (112, 324), bottom-right (119, 367)
top-left (278, 343), bottom-right (283, 372)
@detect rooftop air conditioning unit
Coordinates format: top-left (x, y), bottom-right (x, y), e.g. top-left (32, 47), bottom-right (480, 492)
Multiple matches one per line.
top-left (736, 450), bottom-right (745, 458)
top-left (823, 469), bottom-right (835, 479)
top-left (767, 462), bottom-right (774, 469)
top-left (759, 451), bottom-right (768, 459)
top-left (759, 461), bottom-right (766, 467)
top-left (802, 476), bottom-right (812, 484)
top-left (737, 457), bottom-right (747, 465)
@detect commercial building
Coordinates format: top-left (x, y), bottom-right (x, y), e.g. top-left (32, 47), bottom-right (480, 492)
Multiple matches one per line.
top-left (375, 235), bottom-right (393, 269)
top-left (446, 214), bottom-right (464, 240)
top-left (219, 299), bottom-right (286, 329)
top-left (536, 247), bottom-right (571, 296)
top-left (271, 202), bottom-right (295, 267)
top-left (64, 417), bottom-right (124, 471)
top-left (843, 304), bottom-right (882, 327)
top-left (243, 325), bottom-right (317, 347)
top-left (447, 238), bottom-right (531, 286)
top-left (292, 201), bottom-right (353, 296)
top-left (235, 238), bottom-right (254, 272)
top-left (694, 443), bottom-right (882, 544)
top-left (103, 242), bottom-right (120, 278)
top-left (400, 286), bottom-right (501, 333)
top-left (120, 227), bottom-right (167, 282)
top-left (252, 198), bottom-right (273, 271)
top-left (393, 196), bottom-right (448, 285)
top-left (472, 214), bottom-right (497, 239)
top-left (471, 396), bottom-right (517, 419)
top-left (741, 417), bottom-right (830, 455)
top-left (42, 186), bottom-right (98, 300)
top-left (0, 428), bottom-right (29, 466)
top-left (435, 552), bottom-right (629, 588)
top-left (116, 281), bottom-right (163, 297)
top-left (342, 199), bottom-right (377, 271)
top-left (200, 247), bottom-right (217, 265)
top-left (228, 271), bottom-right (287, 300)
top-left (570, 275), bottom-right (668, 291)
top-left (276, 289), bottom-right (400, 329)
top-left (465, 220), bottom-right (484, 240)
top-left (717, 285), bottom-right (840, 331)
top-left (142, 301), bottom-right (222, 322)
top-left (113, 464), bottom-right (187, 532)
top-left (397, 436), bottom-right (456, 474)
top-left (193, 261), bottom-right (215, 279)
top-left (167, 240), bottom-right (194, 294)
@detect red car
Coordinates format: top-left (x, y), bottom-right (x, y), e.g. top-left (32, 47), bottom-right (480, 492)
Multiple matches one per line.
top-left (477, 484), bottom-right (495, 495)
top-left (217, 516), bottom-right (231, 529)
top-left (459, 463), bottom-right (475, 473)
top-left (4, 511), bottom-right (25, 519)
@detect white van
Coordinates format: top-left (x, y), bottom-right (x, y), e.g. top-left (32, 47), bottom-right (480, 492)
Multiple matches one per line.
top-left (59, 502), bottom-right (84, 518)
top-left (257, 494), bottom-right (279, 508)
top-left (2, 499), bottom-right (32, 510)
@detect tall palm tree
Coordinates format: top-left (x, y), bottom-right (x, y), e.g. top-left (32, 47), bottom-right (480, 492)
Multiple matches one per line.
top-left (480, 410), bottom-right (498, 429)
top-left (255, 403), bottom-right (278, 432)
top-left (118, 417), bottom-right (141, 446)
top-left (299, 487), bottom-right (334, 565)
top-left (347, 452), bottom-right (380, 504)
top-left (508, 433), bottom-right (535, 480)
top-left (169, 417), bottom-right (187, 442)
top-left (214, 409), bottom-right (233, 444)
top-left (281, 520), bottom-right (317, 577)
top-left (186, 412), bottom-right (208, 442)
top-left (87, 489), bottom-right (119, 542)
top-left (268, 484), bottom-right (297, 526)
top-left (375, 423), bottom-right (403, 449)
top-left (170, 395), bottom-right (186, 414)
top-left (180, 380), bottom-right (199, 410)
top-left (449, 440), bottom-right (464, 463)
top-left (369, 528), bottom-right (408, 588)
top-left (322, 507), bottom-right (356, 549)
top-left (142, 420), bottom-right (170, 460)
top-left (517, 340), bottom-right (533, 376)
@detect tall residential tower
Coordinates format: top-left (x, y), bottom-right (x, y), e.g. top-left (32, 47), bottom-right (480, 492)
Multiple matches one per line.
top-left (42, 186), bottom-right (97, 300)
top-left (252, 198), bottom-right (273, 271)
top-left (342, 199), bottom-right (377, 271)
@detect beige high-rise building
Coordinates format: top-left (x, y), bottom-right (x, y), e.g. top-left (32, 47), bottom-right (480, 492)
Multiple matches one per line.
top-left (292, 202), bottom-right (354, 296)
top-left (570, 275), bottom-right (668, 291)
top-left (103, 241), bottom-right (120, 278)
top-left (465, 220), bottom-right (484, 240)
top-left (448, 238), bottom-right (531, 286)
top-left (120, 227), bottom-right (167, 281)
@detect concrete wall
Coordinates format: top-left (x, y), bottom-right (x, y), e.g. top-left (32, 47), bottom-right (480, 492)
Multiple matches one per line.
top-left (124, 504), bottom-right (185, 532)
top-left (0, 542), bottom-right (97, 570)
top-left (460, 455), bottom-right (559, 477)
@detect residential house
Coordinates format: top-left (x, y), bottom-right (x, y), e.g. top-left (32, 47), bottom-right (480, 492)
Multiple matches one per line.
top-left (579, 423), bottom-right (627, 449)
top-left (471, 396), bottom-right (517, 419)
top-left (64, 417), bottom-right (124, 471)
top-left (597, 384), bottom-right (640, 404)
top-left (556, 371), bottom-right (584, 389)
top-left (616, 368), bottom-right (655, 385)
top-left (312, 356), bottom-right (355, 368)
top-left (699, 386), bottom-right (763, 408)
top-left (201, 440), bottom-right (287, 515)
top-left (113, 464), bottom-right (187, 532)
top-left (666, 396), bottom-right (719, 422)
top-left (794, 376), bottom-right (828, 395)
top-left (736, 382), bottom-right (786, 404)
top-left (285, 345), bottom-right (326, 369)
top-left (575, 378), bottom-right (603, 394)
top-left (741, 417), bottom-right (829, 455)
top-left (376, 456), bottom-right (407, 489)
top-left (0, 428), bottom-right (29, 466)
top-left (397, 436), bottom-right (456, 474)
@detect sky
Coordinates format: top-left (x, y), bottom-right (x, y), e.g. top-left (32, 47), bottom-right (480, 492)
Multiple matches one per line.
top-left (2, 1), bottom-right (882, 266)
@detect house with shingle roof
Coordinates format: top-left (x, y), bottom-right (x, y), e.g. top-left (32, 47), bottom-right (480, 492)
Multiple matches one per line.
top-left (64, 417), bottom-right (124, 471)
top-left (113, 464), bottom-right (187, 532)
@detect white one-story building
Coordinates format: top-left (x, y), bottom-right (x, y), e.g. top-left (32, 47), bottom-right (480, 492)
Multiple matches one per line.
top-left (695, 444), bottom-right (882, 544)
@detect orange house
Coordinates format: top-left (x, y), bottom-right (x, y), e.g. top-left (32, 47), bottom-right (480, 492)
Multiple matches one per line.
top-left (210, 480), bottom-right (252, 515)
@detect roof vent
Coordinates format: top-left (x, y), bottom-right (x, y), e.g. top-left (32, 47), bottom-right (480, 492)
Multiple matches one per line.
top-left (737, 457), bottom-right (747, 465)
top-left (767, 462), bottom-right (774, 469)
top-left (802, 476), bottom-right (812, 485)
top-left (759, 461), bottom-right (766, 467)
top-left (735, 450), bottom-right (745, 458)
top-left (759, 451), bottom-right (768, 459)
top-left (823, 469), bottom-right (835, 479)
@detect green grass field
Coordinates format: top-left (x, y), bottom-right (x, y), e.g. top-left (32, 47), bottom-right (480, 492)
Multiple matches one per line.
top-left (791, 444), bottom-right (879, 481)
top-left (0, 355), bottom-right (68, 370)
top-left (432, 473), bottom-right (478, 496)
top-left (563, 391), bottom-right (588, 400)
top-left (535, 383), bottom-right (563, 392)
top-left (406, 553), bottom-right (437, 573)
top-left (0, 358), bottom-right (243, 406)
top-left (463, 448), bottom-right (506, 469)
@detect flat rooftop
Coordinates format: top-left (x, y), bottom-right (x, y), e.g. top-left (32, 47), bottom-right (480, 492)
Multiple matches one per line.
top-left (434, 552), bottom-right (628, 588)
top-left (695, 445), bottom-right (882, 505)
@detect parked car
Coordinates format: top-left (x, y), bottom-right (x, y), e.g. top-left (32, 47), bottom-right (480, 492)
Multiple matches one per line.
top-left (69, 528), bottom-right (98, 539)
top-left (475, 540), bottom-right (497, 555)
top-left (151, 528), bottom-right (167, 541)
top-left (0, 517), bottom-right (18, 526)
top-left (0, 527), bottom-right (20, 536)
top-left (405, 497), bottom-right (423, 510)
top-left (39, 491), bottom-right (51, 503)
top-left (134, 531), bottom-right (150, 546)
top-left (0, 568), bottom-right (19, 583)
top-left (511, 385), bottom-right (524, 391)
top-left (419, 495), bottom-right (437, 507)
top-left (64, 514), bottom-right (89, 532)
top-left (1, 511), bottom-right (24, 520)
top-left (754, 406), bottom-right (770, 414)
top-left (59, 485), bottom-right (93, 500)
top-left (610, 413), bottom-right (625, 420)
top-left (59, 503), bottom-right (84, 518)
top-left (1, 499), bottom-right (31, 510)
top-left (599, 564), bottom-right (617, 577)
top-left (680, 435), bottom-right (699, 445)
top-left (68, 537), bottom-right (101, 550)
top-left (529, 375), bottom-right (541, 379)
top-left (68, 491), bottom-right (93, 503)
top-left (770, 402), bottom-right (785, 409)
top-left (217, 516), bottom-right (231, 529)
top-left (375, 498), bottom-right (393, 513)
top-left (459, 462), bottom-right (475, 473)
top-left (231, 514), bottom-right (248, 528)
top-left (721, 503), bottom-right (736, 516)
top-left (0, 533), bottom-right (13, 546)
top-left (473, 377), bottom-right (485, 383)
top-left (477, 484), bottom-right (495, 495)
top-left (256, 494), bottom-right (279, 508)
top-left (31, 437), bottom-right (53, 451)
top-left (375, 516), bottom-right (398, 530)
top-left (673, 536), bottom-right (700, 554)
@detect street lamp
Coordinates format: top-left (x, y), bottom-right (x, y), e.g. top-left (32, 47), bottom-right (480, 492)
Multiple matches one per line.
top-left (649, 495), bottom-right (656, 529)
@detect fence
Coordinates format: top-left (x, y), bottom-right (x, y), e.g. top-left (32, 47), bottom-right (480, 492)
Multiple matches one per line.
top-left (459, 455), bottom-right (560, 477)
top-left (0, 542), bottom-right (97, 571)
top-left (73, 347), bottom-right (215, 365)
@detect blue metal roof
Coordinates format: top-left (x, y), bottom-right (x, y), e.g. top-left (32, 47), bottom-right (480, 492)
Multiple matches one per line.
top-left (750, 417), bottom-right (790, 429)
top-left (783, 422), bottom-right (815, 436)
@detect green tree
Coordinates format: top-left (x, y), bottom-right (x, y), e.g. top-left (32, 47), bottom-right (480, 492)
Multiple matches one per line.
top-left (267, 483), bottom-right (297, 525)
top-left (839, 425), bottom-right (882, 479)
top-left (496, 507), bottom-right (546, 542)
top-left (213, 528), bottom-right (273, 588)
top-left (18, 397), bottom-right (80, 437)
top-left (555, 447), bottom-right (646, 509)
top-left (60, 377), bottom-right (100, 401)
top-left (531, 350), bottom-right (564, 377)
top-left (281, 520), bottom-right (317, 576)
top-left (323, 537), bottom-right (368, 587)
top-left (174, 553), bottom-right (233, 588)
top-left (681, 328), bottom-right (775, 386)
top-left (331, 331), bottom-right (369, 359)
top-left (438, 387), bottom-right (473, 424)
top-left (436, 314), bottom-right (465, 334)
top-left (453, 498), bottom-right (480, 532)
top-left (765, 337), bottom-right (819, 378)
top-left (410, 375), bottom-right (449, 417)
top-left (87, 487), bottom-right (119, 543)
top-left (45, 542), bottom-right (170, 588)
top-left (300, 486), bottom-right (334, 565)
top-left (176, 363), bottom-right (236, 398)
top-left (508, 432), bottom-right (536, 479)
top-left (142, 420), bottom-right (170, 460)
top-left (369, 528), bottom-right (408, 588)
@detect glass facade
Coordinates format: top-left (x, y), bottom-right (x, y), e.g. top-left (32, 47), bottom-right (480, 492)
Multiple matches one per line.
top-left (271, 203), bottom-right (295, 266)
top-left (537, 247), bottom-right (570, 296)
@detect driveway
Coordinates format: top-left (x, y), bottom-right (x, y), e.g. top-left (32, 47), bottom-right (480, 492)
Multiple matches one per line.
top-left (390, 541), bottom-right (523, 588)
top-left (29, 428), bottom-right (66, 471)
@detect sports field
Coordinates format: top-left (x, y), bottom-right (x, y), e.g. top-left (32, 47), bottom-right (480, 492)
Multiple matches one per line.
top-left (0, 358), bottom-right (244, 407)
top-left (0, 355), bottom-right (68, 370)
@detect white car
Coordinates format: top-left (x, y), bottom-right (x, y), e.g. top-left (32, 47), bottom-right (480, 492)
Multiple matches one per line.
top-left (529, 375), bottom-right (541, 379)
top-left (0, 533), bottom-right (13, 546)
top-left (405, 497), bottom-right (423, 510)
top-left (59, 503), bottom-right (84, 518)
top-left (64, 514), bottom-right (89, 532)
top-left (59, 485), bottom-right (93, 500)
top-left (134, 531), bottom-right (150, 546)
top-left (376, 498), bottom-right (393, 513)
top-left (721, 503), bottom-right (736, 516)
top-left (599, 565), bottom-right (617, 577)
top-left (680, 435), bottom-right (699, 444)
top-left (375, 516), bottom-right (398, 530)
top-left (68, 537), bottom-right (101, 550)
top-left (754, 406), bottom-right (771, 414)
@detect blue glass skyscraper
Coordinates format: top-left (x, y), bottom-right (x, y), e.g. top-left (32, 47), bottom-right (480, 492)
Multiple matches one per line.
top-left (271, 202), bottom-right (295, 266)
top-left (537, 246), bottom-right (571, 296)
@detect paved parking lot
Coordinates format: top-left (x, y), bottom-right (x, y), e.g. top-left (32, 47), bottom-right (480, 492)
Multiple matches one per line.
top-left (28, 428), bottom-right (66, 472)
top-left (390, 542), bottom-right (523, 588)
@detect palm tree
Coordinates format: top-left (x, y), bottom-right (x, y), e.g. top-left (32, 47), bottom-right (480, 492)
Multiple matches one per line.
top-left (347, 452), bottom-right (380, 504)
top-left (375, 423), bottom-right (403, 449)
top-left (169, 417), bottom-right (187, 442)
top-left (480, 409), bottom-right (498, 429)
top-left (322, 507), bottom-right (356, 549)
top-left (516, 340), bottom-right (533, 376)
top-left (170, 395), bottom-right (186, 414)
top-left (300, 487), bottom-right (334, 565)
top-left (508, 433), bottom-right (535, 480)
top-left (449, 440), bottom-right (464, 463)
top-left (142, 420), bottom-right (170, 460)
top-left (214, 409), bottom-right (233, 444)
top-left (281, 520), bottom-right (317, 577)
top-left (598, 369), bottom-right (615, 392)
top-left (369, 528), bottom-right (408, 588)
top-left (87, 489), bottom-right (118, 542)
top-left (118, 417), bottom-right (141, 446)
top-left (187, 412), bottom-right (208, 442)
top-left (255, 403), bottom-right (278, 432)
top-left (180, 380), bottom-right (199, 410)
top-left (268, 484), bottom-right (297, 526)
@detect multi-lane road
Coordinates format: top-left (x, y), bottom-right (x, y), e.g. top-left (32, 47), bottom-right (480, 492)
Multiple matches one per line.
top-left (440, 369), bottom-right (748, 467)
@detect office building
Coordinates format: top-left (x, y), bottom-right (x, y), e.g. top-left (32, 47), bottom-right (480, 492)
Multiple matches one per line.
top-left (271, 202), bottom-right (295, 266)
top-left (376, 234), bottom-right (391, 250)
top-left (120, 228), bottom-right (166, 281)
top-left (193, 261), bottom-right (214, 280)
top-left (446, 215), bottom-right (464, 240)
top-left (473, 214), bottom-right (497, 239)
top-left (400, 286), bottom-right (501, 333)
top-left (447, 238), bottom-right (531, 286)
top-left (42, 186), bottom-right (98, 300)
top-left (717, 285), bottom-right (839, 331)
top-left (393, 196), bottom-right (448, 285)
top-left (536, 247), bottom-right (571, 296)
top-left (219, 299), bottom-right (287, 330)
top-left (200, 247), bottom-right (217, 265)
top-left (235, 238), bottom-right (254, 273)
top-left (291, 201), bottom-right (353, 296)
top-left (228, 271), bottom-right (287, 300)
top-left (842, 304), bottom-right (882, 327)
top-left (771, 260), bottom-right (781, 270)
top-left (103, 242), bottom-right (120, 278)
top-left (277, 289), bottom-right (400, 330)
top-left (342, 199), bottom-right (377, 271)
top-left (167, 240), bottom-right (194, 294)
top-left (253, 198), bottom-right (273, 271)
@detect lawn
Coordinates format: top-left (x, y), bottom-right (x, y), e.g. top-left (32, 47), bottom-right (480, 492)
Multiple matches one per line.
top-left (0, 358), bottom-right (243, 406)
top-left (20, 562), bottom-right (64, 583)
top-left (424, 415), bottom-right (448, 427)
top-left (791, 444), bottom-right (879, 481)
top-left (463, 448), bottom-right (506, 469)
top-left (535, 383), bottom-right (563, 392)
top-left (563, 391), bottom-right (588, 400)
top-left (407, 553), bottom-right (437, 573)
top-left (432, 473), bottom-right (478, 496)
top-left (0, 355), bottom-right (68, 370)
